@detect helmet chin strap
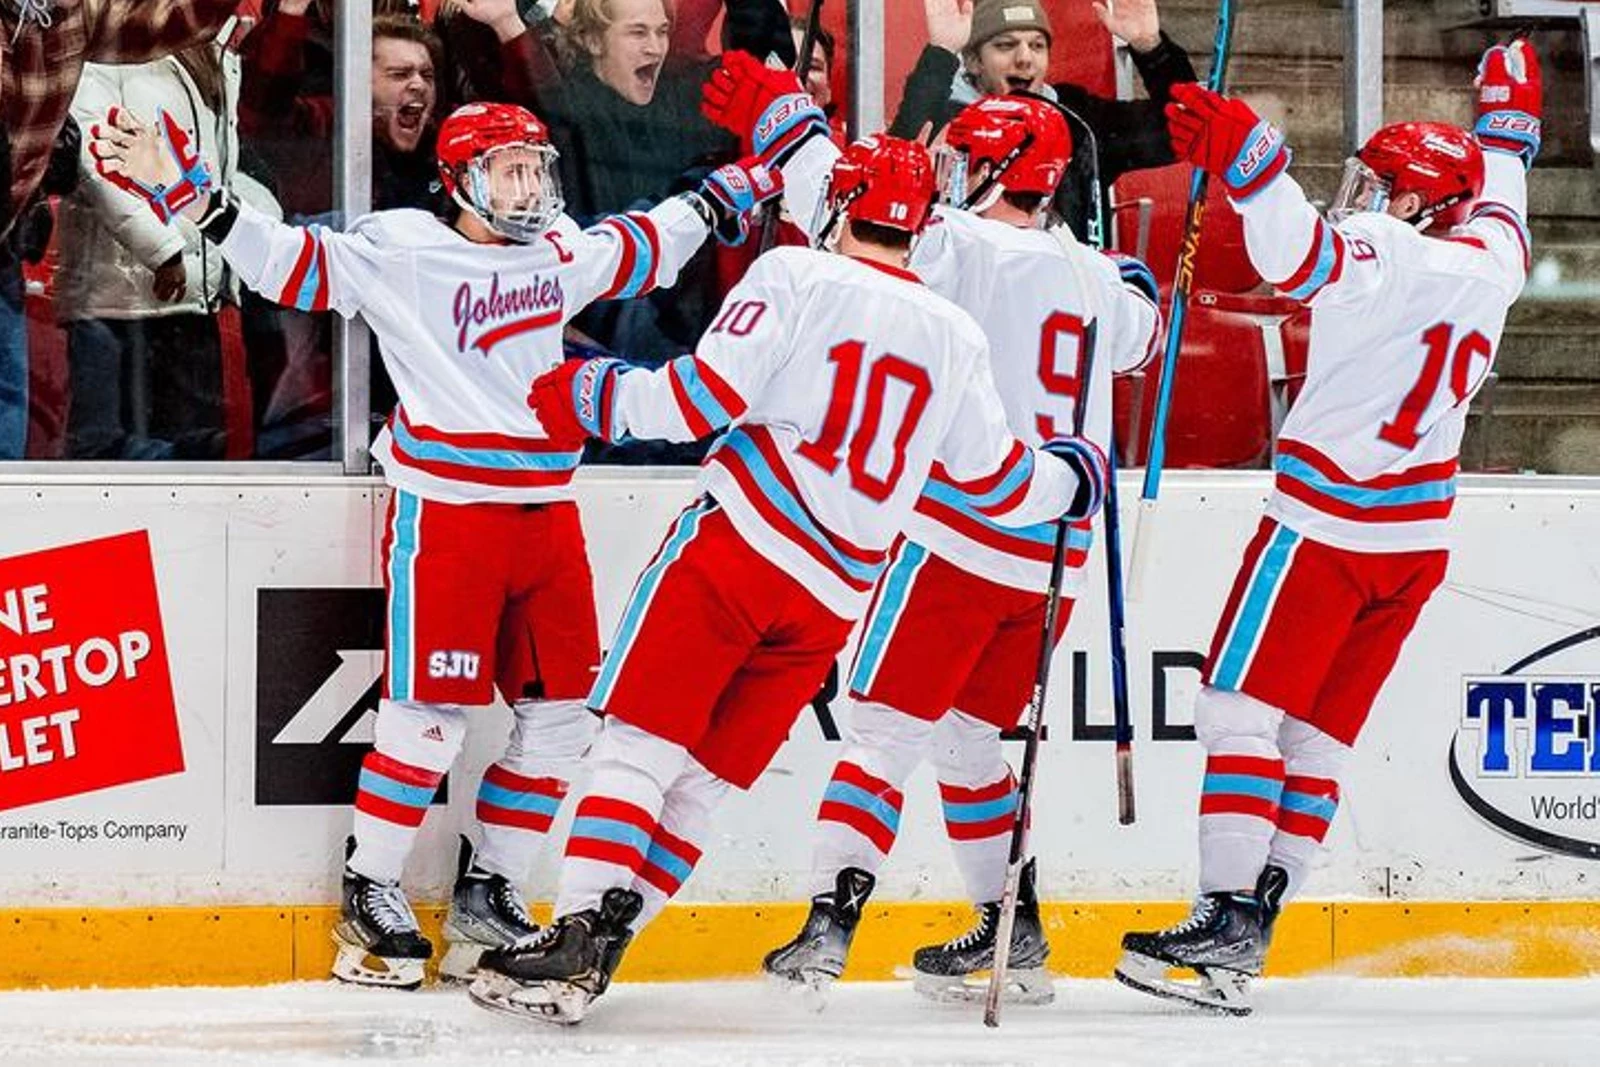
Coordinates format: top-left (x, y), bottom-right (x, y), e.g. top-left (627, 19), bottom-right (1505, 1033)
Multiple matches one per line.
top-left (958, 132), bottom-right (1034, 213)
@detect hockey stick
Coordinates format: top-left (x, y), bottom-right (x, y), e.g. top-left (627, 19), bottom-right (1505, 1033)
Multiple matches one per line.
top-left (984, 330), bottom-right (1098, 1029)
top-left (1041, 98), bottom-right (1136, 824)
top-left (755, 0), bottom-right (825, 253)
top-left (1126, 0), bottom-right (1237, 601)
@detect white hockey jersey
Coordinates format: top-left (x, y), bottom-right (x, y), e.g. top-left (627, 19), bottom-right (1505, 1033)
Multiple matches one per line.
top-left (1237, 152), bottom-right (1529, 552)
top-left (781, 137), bottom-right (1159, 593)
top-left (605, 246), bottom-right (1080, 618)
top-left (215, 196), bottom-right (709, 503)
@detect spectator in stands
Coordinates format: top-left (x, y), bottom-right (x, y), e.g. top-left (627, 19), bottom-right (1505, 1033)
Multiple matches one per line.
top-left (892, 0), bottom-right (1195, 233)
top-left (241, 9), bottom-right (447, 217)
top-left (56, 28), bottom-right (267, 459)
top-left (0, 120), bottom-right (81, 461)
top-left (792, 16), bottom-right (840, 129)
top-left (0, 1), bottom-right (240, 243)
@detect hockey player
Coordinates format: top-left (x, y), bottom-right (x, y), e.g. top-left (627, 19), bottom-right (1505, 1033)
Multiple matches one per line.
top-left (698, 57), bottom-right (1160, 1002)
top-left (465, 134), bottom-right (1110, 1025)
top-left (87, 100), bottom-right (781, 989)
top-left (1116, 41), bottom-right (1539, 1015)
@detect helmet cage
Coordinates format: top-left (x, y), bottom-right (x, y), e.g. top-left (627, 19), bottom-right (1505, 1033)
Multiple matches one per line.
top-left (935, 134), bottom-right (1035, 212)
top-left (450, 142), bottom-right (564, 243)
top-left (1328, 156), bottom-right (1391, 223)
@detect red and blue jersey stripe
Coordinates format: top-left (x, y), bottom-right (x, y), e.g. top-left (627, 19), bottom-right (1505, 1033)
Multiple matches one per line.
top-left (916, 467), bottom-right (1092, 568)
top-left (1276, 218), bottom-right (1346, 303)
top-left (708, 426), bottom-right (889, 594)
top-left (590, 211), bottom-right (662, 301)
top-left (666, 355), bottom-right (747, 439)
top-left (278, 225), bottom-right (331, 312)
top-left (1273, 439), bottom-right (1457, 525)
top-left (384, 406), bottom-right (584, 490)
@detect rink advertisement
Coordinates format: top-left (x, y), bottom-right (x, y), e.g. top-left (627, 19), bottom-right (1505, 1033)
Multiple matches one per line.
top-left (0, 531), bottom-right (182, 812)
top-left (1450, 628), bottom-right (1600, 860)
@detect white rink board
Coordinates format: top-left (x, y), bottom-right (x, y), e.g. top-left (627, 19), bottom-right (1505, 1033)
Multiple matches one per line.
top-left (0, 470), bottom-right (1596, 907)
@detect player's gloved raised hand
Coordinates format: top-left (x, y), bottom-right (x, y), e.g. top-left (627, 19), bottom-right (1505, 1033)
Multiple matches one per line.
top-left (1165, 83), bottom-right (1290, 202)
top-left (88, 106), bottom-right (214, 224)
top-left (701, 50), bottom-right (828, 167)
top-left (527, 356), bottom-right (627, 447)
top-left (1475, 39), bottom-right (1542, 168)
top-left (1104, 249), bottom-right (1160, 304)
top-left (1041, 435), bottom-right (1110, 521)
top-left (698, 156), bottom-right (784, 246)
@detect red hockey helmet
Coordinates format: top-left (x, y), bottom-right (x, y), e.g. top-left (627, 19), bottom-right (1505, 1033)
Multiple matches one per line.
top-left (940, 94), bottom-right (1072, 207)
top-left (1333, 121), bottom-right (1485, 231)
top-left (436, 102), bottom-right (564, 242)
top-left (816, 135), bottom-right (937, 246)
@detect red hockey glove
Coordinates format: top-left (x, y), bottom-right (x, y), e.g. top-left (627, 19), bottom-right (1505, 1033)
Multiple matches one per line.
top-left (1475, 39), bottom-right (1542, 168)
top-left (527, 357), bottom-right (626, 447)
top-left (89, 107), bottom-right (214, 224)
top-left (701, 50), bottom-right (828, 166)
top-left (1166, 83), bottom-right (1291, 201)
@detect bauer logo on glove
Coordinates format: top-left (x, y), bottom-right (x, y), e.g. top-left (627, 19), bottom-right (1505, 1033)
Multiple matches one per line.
top-left (89, 107), bottom-right (214, 224)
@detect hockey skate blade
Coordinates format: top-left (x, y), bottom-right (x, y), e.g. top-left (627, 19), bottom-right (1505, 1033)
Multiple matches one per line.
top-left (901, 966), bottom-right (1055, 1006)
top-left (437, 940), bottom-right (488, 984)
top-left (1113, 949), bottom-right (1252, 1017)
top-left (467, 970), bottom-right (591, 1026)
top-left (330, 936), bottom-right (425, 991)
top-left (763, 969), bottom-right (836, 1013)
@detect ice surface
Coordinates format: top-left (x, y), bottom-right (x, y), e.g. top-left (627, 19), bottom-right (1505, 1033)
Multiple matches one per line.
top-left (0, 978), bottom-right (1593, 1066)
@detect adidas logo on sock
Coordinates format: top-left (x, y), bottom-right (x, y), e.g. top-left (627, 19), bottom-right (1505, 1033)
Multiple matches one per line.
top-left (421, 725), bottom-right (445, 742)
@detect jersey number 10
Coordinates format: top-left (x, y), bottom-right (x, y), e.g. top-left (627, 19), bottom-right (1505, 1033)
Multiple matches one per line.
top-left (1379, 322), bottom-right (1492, 450)
top-left (798, 341), bottom-right (934, 502)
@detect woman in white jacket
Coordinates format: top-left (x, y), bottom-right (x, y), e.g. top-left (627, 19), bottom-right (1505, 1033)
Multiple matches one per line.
top-left (57, 24), bottom-right (251, 459)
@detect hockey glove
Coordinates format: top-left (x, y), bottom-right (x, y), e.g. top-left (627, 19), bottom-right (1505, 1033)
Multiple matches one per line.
top-left (701, 50), bottom-right (828, 167)
top-left (1166, 83), bottom-right (1290, 202)
top-left (1104, 250), bottom-right (1160, 305)
top-left (1475, 39), bottom-right (1542, 168)
top-left (1041, 435), bottom-right (1110, 522)
top-left (527, 357), bottom-right (627, 447)
top-left (89, 107), bottom-right (214, 224)
top-left (698, 156), bottom-right (784, 246)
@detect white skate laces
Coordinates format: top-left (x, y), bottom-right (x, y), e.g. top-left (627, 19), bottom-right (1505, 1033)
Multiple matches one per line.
top-left (362, 881), bottom-right (421, 936)
top-left (947, 907), bottom-right (997, 952)
top-left (1167, 896), bottom-right (1220, 937)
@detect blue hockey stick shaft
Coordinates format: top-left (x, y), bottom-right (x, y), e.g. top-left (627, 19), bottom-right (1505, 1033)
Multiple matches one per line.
top-left (1128, 0), bottom-right (1237, 601)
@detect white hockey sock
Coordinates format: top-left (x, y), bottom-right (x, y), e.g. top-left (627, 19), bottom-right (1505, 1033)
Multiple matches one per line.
top-left (554, 719), bottom-right (688, 920)
top-left (349, 699), bottom-right (466, 883)
top-left (1194, 689), bottom-right (1285, 894)
top-left (939, 772), bottom-right (1018, 905)
top-left (1267, 718), bottom-right (1347, 900)
top-left (930, 710), bottom-right (1015, 904)
top-left (631, 757), bottom-right (729, 929)
top-left (475, 698), bottom-right (597, 882)
top-left (809, 702), bottom-right (929, 896)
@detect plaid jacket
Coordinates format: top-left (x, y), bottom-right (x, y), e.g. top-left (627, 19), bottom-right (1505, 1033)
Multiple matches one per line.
top-left (0, 0), bottom-right (239, 236)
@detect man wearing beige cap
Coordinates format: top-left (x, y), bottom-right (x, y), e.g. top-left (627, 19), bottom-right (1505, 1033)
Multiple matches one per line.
top-left (891, 0), bottom-right (1196, 234)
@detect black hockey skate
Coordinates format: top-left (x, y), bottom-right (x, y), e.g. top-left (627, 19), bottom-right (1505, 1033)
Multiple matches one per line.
top-left (1256, 863), bottom-right (1289, 947)
top-left (440, 836), bottom-right (542, 983)
top-left (762, 867), bottom-right (876, 1002)
top-left (910, 858), bottom-right (1054, 1006)
top-left (332, 839), bottom-right (433, 990)
top-left (1115, 879), bottom-right (1271, 1016)
top-left (468, 887), bottom-right (643, 1025)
